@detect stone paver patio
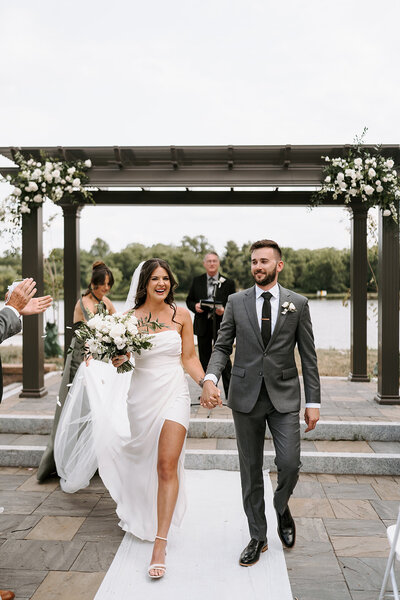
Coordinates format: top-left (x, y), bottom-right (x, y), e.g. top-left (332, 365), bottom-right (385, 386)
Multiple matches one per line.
top-left (0, 468), bottom-right (398, 599)
top-left (0, 373), bottom-right (399, 598)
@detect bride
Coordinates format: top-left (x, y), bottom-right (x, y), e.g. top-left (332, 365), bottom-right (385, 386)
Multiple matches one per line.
top-left (54, 258), bottom-right (217, 579)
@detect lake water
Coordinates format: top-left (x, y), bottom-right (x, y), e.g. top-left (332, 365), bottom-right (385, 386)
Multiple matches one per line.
top-left (2, 298), bottom-right (387, 350)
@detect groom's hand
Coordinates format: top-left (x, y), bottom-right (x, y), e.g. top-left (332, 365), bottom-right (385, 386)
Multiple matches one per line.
top-left (304, 407), bottom-right (320, 432)
top-left (201, 380), bottom-right (221, 409)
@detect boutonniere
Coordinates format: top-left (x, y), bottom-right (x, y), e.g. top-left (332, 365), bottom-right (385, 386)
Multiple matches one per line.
top-left (281, 301), bottom-right (296, 315)
top-left (217, 276), bottom-right (226, 288)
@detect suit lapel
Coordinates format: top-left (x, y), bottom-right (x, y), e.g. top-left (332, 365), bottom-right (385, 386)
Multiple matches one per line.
top-left (266, 285), bottom-right (291, 350)
top-left (243, 287), bottom-right (264, 350)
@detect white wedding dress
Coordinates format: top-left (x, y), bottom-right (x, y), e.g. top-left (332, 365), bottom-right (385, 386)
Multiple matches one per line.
top-left (54, 329), bottom-right (190, 541)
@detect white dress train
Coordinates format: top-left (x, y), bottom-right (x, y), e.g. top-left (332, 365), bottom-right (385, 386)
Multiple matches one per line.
top-left (54, 329), bottom-right (190, 541)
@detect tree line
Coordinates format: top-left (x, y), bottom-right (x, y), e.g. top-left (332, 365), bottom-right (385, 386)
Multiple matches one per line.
top-left (0, 235), bottom-right (378, 300)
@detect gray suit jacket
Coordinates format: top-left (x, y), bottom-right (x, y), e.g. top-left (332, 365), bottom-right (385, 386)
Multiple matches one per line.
top-left (206, 284), bottom-right (320, 413)
top-left (0, 307), bottom-right (22, 402)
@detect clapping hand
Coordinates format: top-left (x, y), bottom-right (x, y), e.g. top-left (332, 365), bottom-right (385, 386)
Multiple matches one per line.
top-left (19, 295), bottom-right (53, 316)
top-left (6, 279), bottom-right (37, 313)
top-left (200, 380), bottom-right (222, 409)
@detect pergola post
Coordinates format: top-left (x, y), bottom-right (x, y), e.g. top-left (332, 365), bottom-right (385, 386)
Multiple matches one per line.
top-left (375, 209), bottom-right (400, 404)
top-left (349, 204), bottom-right (369, 382)
top-left (20, 207), bottom-right (47, 398)
top-left (61, 202), bottom-right (82, 357)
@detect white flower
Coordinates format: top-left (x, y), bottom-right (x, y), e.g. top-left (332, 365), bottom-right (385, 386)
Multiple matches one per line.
top-left (87, 314), bottom-right (103, 330)
top-left (13, 187), bottom-right (22, 196)
top-left (385, 159), bottom-right (394, 169)
top-left (113, 336), bottom-right (126, 350)
top-left (33, 194), bottom-right (43, 203)
top-left (20, 204), bottom-right (31, 214)
top-left (354, 158), bottom-right (363, 166)
top-left (376, 185), bottom-right (383, 193)
top-left (85, 159), bottom-right (92, 168)
top-left (324, 176), bottom-right (331, 183)
top-left (72, 177), bottom-right (81, 187)
top-left (29, 182), bottom-right (38, 192)
top-left (364, 185), bottom-right (374, 196)
top-left (109, 323), bottom-right (126, 340)
top-left (368, 168), bottom-right (376, 178)
top-left (336, 172), bottom-right (345, 182)
top-left (325, 156), bottom-right (330, 162)
top-left (67, 167), bottom-right (76, 175)
top-left (383, 209), bottom-right (392, 217)
top-left (52, 169), bottom-right (60, 178)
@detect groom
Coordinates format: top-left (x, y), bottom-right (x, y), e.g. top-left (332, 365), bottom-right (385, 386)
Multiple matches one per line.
top-left (201, 239), bottom-right (320, 566)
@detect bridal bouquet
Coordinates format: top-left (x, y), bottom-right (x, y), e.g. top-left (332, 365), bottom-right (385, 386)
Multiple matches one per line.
top-left (74, 306), bottom-right (162, 373)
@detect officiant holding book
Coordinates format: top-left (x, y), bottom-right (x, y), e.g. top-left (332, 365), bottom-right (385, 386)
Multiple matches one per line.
top-left (186, 252), bottom-right (236, 398)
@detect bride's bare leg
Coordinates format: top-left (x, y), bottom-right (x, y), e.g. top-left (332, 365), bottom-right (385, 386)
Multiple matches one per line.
top-left (149, 419), bottom-right (186, 577)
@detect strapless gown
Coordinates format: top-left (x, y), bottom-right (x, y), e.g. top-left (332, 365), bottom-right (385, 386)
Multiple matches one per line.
top-left (54, 329), bottom-right (190, 541)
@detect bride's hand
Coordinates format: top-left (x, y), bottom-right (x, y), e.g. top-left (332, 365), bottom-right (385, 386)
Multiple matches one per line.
top-left (112, 354), bottom-right (129, 368)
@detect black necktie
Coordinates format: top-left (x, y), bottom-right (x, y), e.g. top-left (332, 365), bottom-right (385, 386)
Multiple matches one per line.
top-left (261, 291), bottom-right (272, 347)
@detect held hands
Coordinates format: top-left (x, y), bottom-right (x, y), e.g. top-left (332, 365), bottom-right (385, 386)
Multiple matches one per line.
top-left (200, 380), bottom-right (222, 409)
top-left (304, 407), bottom-right (320, 433)
top-left (215, 306), bottom-right (224, 316)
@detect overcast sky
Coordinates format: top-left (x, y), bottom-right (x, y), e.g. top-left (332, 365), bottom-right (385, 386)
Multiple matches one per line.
top-left (0, 0), bottom-right (398, 255)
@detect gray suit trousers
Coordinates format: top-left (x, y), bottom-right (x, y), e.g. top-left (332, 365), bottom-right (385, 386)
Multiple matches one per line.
top-left (232, 382), bottom-right (301, 541)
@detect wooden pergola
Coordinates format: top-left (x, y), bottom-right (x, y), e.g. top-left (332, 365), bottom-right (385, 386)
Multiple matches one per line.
top-left (0, 145), bottom-right (399, 403)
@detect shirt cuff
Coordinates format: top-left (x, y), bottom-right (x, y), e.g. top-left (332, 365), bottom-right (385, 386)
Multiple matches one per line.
top-left (3, 305), bottom-right (21, 318)
top-left (305, 403), bottom-right (320, 408)
top-left (204, 374), bottom-right (218, 385)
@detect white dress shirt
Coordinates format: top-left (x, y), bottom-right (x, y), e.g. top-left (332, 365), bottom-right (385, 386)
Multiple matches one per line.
top-left (204, 283), bottom-right (319, 409)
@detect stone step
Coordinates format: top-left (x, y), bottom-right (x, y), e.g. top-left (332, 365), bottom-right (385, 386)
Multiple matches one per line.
top-left (0, 440), bottom-right (399, 474)
top-left (1, 414), bottom-right (399, 442)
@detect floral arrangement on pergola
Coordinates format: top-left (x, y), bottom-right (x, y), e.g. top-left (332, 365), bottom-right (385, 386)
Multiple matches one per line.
top-left (314, 134), bottom-right (399, 222)
top-left (0, 151), bottom-right (94, 240)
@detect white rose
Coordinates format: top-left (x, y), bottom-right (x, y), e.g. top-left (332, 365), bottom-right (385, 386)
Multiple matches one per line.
top-left (87, 340), bottom-right (100, 354)
top-left (364, 185), bottom-right (374, 196)
top-left (109, 323), bottom-right (126, 339)
top-left (13, 187), bottom-right (22, 196)
top-left (67, 167), bottom-right (76, 175)
top-left (339, 181), bottom-right (347, 190)
top-left (127, 322), bottom-right (138, 335)
top-left (85, 159), bottom-right (92, 168)
top-left (386, 159), bottom-right (394, 169)
top-left (376, 185), bottom-right (383, 193)
top-left (383, 209), bottom-right (392, 217)
top-left (325, 156), bottom-right (330, 162)
top-left (113, 336), bottom-right (126, 350)
top-left (33, 194), bottom-right (43, 203)
top-left (87, 314), bottom-right (102, 329)
top-left (20, 204), bottom-right (31, 214)
top-left (324, 176), bottom-right (331, 183)
top-left (354, 158), bottom-right (362, 166)
top-left (368, 168), bottom-right (376, 178)
top-left (72, 178), bottom-right (81, 187)
top-left (336, 172), bottom-right (345, 182)
top-left (52, 169), bottom-right (60, 178)
top-left (30, 182), bottom-right (38, 192)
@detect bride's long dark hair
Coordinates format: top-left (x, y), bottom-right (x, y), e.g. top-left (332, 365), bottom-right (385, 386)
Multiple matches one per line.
top-left (134, 258), bottom-right (179, 322)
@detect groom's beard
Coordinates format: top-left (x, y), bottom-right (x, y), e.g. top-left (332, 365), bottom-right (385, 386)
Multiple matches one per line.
top-left (252, 265), bottom-right (277, 287)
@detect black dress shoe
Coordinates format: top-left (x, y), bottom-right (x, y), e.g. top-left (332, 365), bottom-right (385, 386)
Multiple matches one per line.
top-left (239, 538), bottom-right (268, 566)
top-left (276, 506), bottom-right (296, 548)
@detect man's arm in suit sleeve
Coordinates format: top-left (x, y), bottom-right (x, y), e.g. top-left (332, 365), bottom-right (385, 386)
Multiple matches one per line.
top-left (205, 296), bottom-right (236, 381)
top-left (295, 300), bottom-right (321, 405)
top-left (186, 278), bottom-right (198, 313)
top-left (0, 307), bottom-right (22, 344)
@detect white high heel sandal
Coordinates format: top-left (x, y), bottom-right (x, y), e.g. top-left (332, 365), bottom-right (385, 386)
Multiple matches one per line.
top-left (148, 535), bottom-right (168, 579)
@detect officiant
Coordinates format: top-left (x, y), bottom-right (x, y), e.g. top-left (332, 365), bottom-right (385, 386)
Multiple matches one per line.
top-left (186, 252), bottom-right (236, 399)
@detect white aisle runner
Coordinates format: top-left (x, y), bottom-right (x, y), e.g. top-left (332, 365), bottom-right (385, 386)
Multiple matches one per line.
top-left (95, 470), bottom-right (293, 600)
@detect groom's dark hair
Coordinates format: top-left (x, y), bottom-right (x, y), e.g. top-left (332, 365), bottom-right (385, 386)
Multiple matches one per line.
top-left (250, 239), bottom-right (282, 259)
